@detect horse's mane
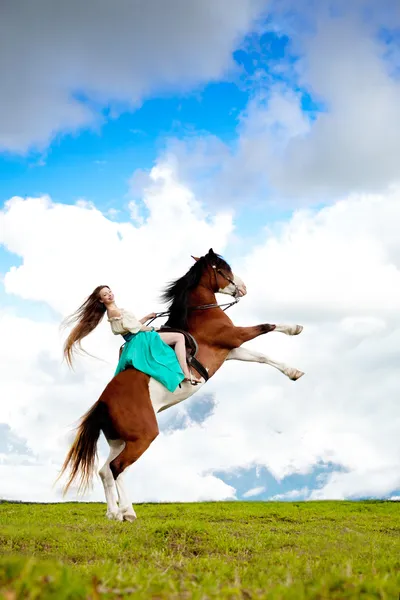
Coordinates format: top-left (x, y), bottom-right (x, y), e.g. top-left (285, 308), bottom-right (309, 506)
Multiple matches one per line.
top-left (161, 250), bottom-right (231, 329)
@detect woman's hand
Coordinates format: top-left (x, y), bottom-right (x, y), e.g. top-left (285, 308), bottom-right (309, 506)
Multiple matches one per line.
top-left (139, 312), bottom-right (157, 324)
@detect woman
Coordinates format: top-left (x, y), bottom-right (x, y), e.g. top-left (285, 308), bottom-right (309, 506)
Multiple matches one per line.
top-left (63, 285), bottom-right (201, 392)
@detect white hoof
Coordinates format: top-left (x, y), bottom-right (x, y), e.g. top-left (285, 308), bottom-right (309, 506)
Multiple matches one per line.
top-left (123, 513), bottom-right (137, 522)
top-left (276, 324), bottom-right (303, 336)
top-left (106, 511), bottom-right (123, 521)
top-left (293, 325), bottom-right (303, 335)
top-left (287, 368), bottom-right (305, 381)
top-left (119, 506), bottom-right (137, 522)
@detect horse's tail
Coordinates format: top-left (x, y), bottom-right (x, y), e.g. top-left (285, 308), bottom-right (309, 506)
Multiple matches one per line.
top-left (58, 401), bottom-right (105, 495)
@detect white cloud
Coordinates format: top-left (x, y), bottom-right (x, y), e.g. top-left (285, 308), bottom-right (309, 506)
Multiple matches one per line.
top-left (275, 8), bottom-right (400, 198)
top-left (239, 188), bottom-right (400, 323)
top-left (193, 0), bottom-right (400, 205)
top-left (0, 161), bottom-right (233, 317)
top-left (0, 164), bottom-right (399, 503)
top-left (0, 0), bottom-right (265, 153)
top-left (243, 486), bottom-right (266, 497)
top-left (270, 488), bottom-right (309, 501)
top-left (213, 87), bottom-right (310, 206)
top-left (310, 467), bottom-right (400, 500)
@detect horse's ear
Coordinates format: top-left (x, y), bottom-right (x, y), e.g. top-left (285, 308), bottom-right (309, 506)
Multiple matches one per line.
top-left (191, 255), bottom-right (200, 262)
top-left (208, 248), bottom-right (216, 256)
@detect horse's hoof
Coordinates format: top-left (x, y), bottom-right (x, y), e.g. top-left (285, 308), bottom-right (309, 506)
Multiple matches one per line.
top-left (275, 324), bottom-right (303, 336)
top-left (122, 513), bottom-right (137, 522)
top-left (119, 505), bottom-right (137, 522)
top-left (106, 511), bottom-right (123, 521)
top-left (290, 325), bottom-right (303, 335)
top-left (289, 369), bottom-right (305, 381)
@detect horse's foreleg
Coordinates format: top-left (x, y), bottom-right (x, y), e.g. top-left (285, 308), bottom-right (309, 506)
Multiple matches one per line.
top-left (222, 322), bottom-right (303, 348)
top-left (221, 323), bottom-right (276, 347)
top-left (226, 347), bottom-right (304, 381)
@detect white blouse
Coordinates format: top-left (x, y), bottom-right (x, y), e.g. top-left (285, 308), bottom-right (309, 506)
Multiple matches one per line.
top-left (107, 309), bottom-right (144, 336)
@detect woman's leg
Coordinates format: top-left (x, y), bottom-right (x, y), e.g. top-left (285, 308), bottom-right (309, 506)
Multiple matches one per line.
top-left (158, 332), bottom-right (201, 382)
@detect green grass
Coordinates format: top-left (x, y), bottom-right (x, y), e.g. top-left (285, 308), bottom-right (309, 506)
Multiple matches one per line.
top-left (0, 501), bottom-right (399, 599)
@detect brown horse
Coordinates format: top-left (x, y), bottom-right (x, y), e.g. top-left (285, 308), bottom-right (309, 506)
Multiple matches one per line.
top-left (59, 249), bottom-right (303, 521)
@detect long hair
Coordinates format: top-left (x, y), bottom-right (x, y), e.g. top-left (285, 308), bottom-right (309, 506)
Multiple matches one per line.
top-left (62, 285), bottom-right (109, 367)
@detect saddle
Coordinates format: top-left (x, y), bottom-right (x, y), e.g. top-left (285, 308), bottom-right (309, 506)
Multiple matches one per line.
top-left (119, 326), bottom-right (209, 382)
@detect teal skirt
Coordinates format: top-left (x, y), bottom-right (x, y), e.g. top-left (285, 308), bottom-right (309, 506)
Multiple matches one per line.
top-left (115, 330), bottom-right (185, 393)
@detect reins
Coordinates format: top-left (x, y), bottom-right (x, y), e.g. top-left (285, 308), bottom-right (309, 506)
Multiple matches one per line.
top-left (146, 296), bottom-right (240, 325)
top-left (187, 297), bottom-right (240, 312)
top-left (146, 264), bottom-right (241, 326)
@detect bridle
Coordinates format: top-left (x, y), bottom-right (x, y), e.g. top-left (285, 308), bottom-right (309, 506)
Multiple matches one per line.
top-left (211, 264), bottom-right (239, 296)
top-left (146, 264), bottom-right (241, 325)
top-left (190, 264), bottom-right (240, 311)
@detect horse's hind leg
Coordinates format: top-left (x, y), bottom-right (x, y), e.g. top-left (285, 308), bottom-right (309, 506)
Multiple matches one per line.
top-left (111, 432), bottom-right (159, 522)
top-left (115, 469), bottom-right (137, 522)
top-left (227, 347), bottom-right (304, 381)
top-left (99, 438), bottom-right (125, 521)
top-left (102, 369), bottom-right (159, 521)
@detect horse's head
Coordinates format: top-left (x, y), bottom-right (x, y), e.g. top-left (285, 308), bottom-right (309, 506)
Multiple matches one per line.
top-left (162, 249), bottom-right (247, 329)
top-left (192, 249), bottom-right (247, 298)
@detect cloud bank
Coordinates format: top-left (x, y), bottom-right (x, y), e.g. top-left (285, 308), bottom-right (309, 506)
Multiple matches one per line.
top-left (1, 163), bottom-right (399, 502)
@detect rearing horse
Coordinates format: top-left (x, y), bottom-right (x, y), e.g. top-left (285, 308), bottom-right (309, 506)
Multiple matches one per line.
top-left (59, 249), bottom-right (303, 521)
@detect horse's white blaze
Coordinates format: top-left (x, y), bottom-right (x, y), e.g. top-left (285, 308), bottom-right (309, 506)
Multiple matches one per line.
top-left (99, 439), bottom-right (125, 520)
top-left (218, 272), bottom-right (247, 297)
top-left (233, 274), bottom-right (247, 296)
top-left (149, 377), bottom-right (205, 414)
top-left (226, 347), bottom-right (304, 381)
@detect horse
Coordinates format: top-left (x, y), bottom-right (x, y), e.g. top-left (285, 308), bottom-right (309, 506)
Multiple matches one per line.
top-left (59, 248), bottom-right (303, 521)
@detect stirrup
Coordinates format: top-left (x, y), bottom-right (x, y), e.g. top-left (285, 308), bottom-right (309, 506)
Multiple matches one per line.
top-left (183, 375), bottom-right (201, 386)
top-left (183, 378), bottom-right (199, 386)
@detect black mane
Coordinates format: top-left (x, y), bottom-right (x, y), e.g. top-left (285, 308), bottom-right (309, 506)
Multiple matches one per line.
top-left (161, 250), bottom-right (231, 329)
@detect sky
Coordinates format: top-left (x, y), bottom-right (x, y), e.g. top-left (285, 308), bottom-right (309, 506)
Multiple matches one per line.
top-left (1, 0), bottom-right (400, 504)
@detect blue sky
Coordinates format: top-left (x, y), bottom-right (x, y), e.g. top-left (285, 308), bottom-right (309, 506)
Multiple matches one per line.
top-left (1, 0), bottom-right (400, 504)
top-left (0, 84), bottom-right (243, 209)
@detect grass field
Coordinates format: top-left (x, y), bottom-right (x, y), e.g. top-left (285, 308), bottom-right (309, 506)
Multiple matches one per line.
top-left (0, 500), bottom-right (399, 599)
